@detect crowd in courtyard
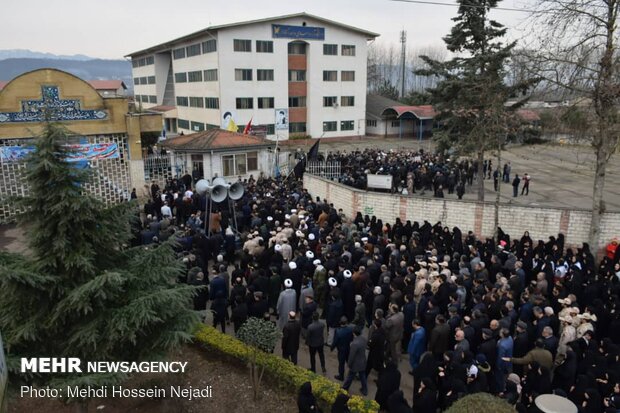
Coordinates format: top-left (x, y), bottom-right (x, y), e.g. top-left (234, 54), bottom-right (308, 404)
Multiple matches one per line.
top-left (327, 149), bottom-right (531, 198)
top-left (135, 168), bottom-right (620, 413)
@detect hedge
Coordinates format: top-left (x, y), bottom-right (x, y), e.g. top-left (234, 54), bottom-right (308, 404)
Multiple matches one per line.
top-left (194, 325), bottom-right (379, 413)
top-left (444, 393), bottom-right (514, 413)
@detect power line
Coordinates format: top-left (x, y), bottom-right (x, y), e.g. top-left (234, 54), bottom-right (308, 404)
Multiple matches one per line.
top-left (388, 0), bottom-right (543, 13)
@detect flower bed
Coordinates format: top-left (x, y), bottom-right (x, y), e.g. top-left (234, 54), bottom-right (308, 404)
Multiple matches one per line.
top-left (194, 325), bottom-right (379, 413)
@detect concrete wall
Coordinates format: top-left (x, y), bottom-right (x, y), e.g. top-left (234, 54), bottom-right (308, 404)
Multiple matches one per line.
top-left (304, 174), bottom-right (620, 248)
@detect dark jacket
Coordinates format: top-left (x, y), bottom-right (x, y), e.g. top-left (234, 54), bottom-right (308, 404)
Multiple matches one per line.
top-left (331, 325), bottom-right (354, 355)
top-left (348, 335), bottom-right (367, 372)
top-left (282, 319), bottom-right (302, 354)
top-left (306, 320), bottom-right (326, 348)
top-left (429, 323), bottom-right (450, 357)
top-left (375, 362), bottom-right (401, 410)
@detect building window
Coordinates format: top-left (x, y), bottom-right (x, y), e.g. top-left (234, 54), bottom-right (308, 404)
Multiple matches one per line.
top-left (147, 76), bottom-right (156, 84)
top-left (323, 71), bottom-right (337, 81)
top-left (132, 59), bottom-right (139, 68)
top-left (391, 120), bottom-right (401, 127)
top-left (222, 152), bottom-right (257, 176)
top-left (323, 121), bottom-right (337, 132)
top-left (191, 121), bottom-right (205, 132)
top-left (289, 122), bottom-right (307, 133)
top-left (177, 119), bottom-right (190, 129)
top-left (288, 96), bottom-right (306, 107)
top-left (148, 95), bottom-right (157, 104)
top-left (174, 72), bottom-right (187, 83)
top-left (288, 42), bottom-right (307, 55)
top-left (323, 44), bottom-right (338, 55)
top-left (233, 39), bottom-right (252, 52)
top-left (288, 70), bottom-right (306, 82)
top-left (176, 96), bottom-right (189, 107)
top-left (133, 77), bottom-right (140, 85)
top-left (145, 56), bottom-right (154, 65)
top-left (341, 96), bottom-right (355, 106)
top-left (367, 120), bottom-right (377, 127)
top-left (323, 96), bottom-right (338, 107)
top-left (173, 47), bottom-right (186, 59)
top-left (205, 97), bottom-right (219, 109)
top-left (257, 69), bottom-right (274, 81)
top-left (341, 120), bottom-right (354, 131)
top-left (341, 45), bottom-right (356, 56)
top-left (186, 43), bottom-right (202, 57)
top-left (264, 124), bottom-right (275, 135)
top-left (236, 97), bottom-right (253, 109)
top-left (257, 97), bottom-right (274, 109)
top-left (139, 76), bottom-right (147, 85)
top-left (256, 40), bottom-right (273, 53)
top-left (140, 95), bottom-right (149, 103)
top-left (206, 123), bottom-right (219, 130)
top-left (202, 39), bottom-right (217, 53)
top-left (247, 151), bottom-right (258, 171)
top-left (235, 69), bottom-right (253, 81)
top-left (341, 71), bottom-right (355, 81)
top-left (188, 70), bottom-right (203, 82)
top-left (204, 69), bottom-right (218, 81)
top-left (189, 97), bottom-right (204, 108)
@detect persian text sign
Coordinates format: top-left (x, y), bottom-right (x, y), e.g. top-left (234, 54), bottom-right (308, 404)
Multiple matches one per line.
top-left (272, 24), bottom-right (325, 40)
top-left (0, 143), bottom-right (119, 162)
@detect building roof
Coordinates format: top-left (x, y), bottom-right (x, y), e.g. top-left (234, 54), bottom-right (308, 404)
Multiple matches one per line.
top-left (381, 104), bottom-right (437, 120)
top-left (148, 105), bottom-right (177, 112)
top-left (161, 128), bottom-right (271, 152)
top-left (126, 12), bottom-right (380, 57)
top-left (87, 80), bottom-right (127, 91)
top-left (0, 79), bottom-right (126, 92)
top-left (516, 109), bottom-right (541, 122)
top-left (366, 94), bottom-right (402, 120)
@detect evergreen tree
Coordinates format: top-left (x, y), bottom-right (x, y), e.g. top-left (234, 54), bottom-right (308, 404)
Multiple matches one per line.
top-left (0, 123), bottom-right (201, 409)
top-left (417, 0), bottom-right (533, 201)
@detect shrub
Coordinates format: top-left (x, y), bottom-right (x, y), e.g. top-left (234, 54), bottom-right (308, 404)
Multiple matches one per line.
top-left (194, 325), bottom-right (379, 413)
top-left (444, 393), bottom-right (514, 413)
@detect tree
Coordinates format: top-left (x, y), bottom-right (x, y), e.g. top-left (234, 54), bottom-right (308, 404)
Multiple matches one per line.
top-left (0, 123), bottom-right (201, 412)
top-left (523, 0), bottom-right (619, 248)
top-left (236, 317), bottom-right (281, 401)
top-left (417, 0), bottom-right (534, 201)
top-left (377, 79), bottom-right (400, 101)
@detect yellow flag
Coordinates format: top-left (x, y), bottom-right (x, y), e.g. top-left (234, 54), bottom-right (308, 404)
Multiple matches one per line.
top-left (227, 119), bottom-right (238, 132)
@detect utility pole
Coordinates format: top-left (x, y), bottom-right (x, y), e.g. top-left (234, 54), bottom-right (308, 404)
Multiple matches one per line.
top-left (399, 30), bottom-right (407, 99)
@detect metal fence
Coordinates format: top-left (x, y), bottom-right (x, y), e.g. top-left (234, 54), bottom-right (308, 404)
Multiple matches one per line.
top-left (143, 154), bottom-right (173, 185)
top-left (306, 161), bottom-right (341, 180)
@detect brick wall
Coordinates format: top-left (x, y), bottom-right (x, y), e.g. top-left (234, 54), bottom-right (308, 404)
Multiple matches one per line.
top-left (304, 174), bottom-right (620, 248)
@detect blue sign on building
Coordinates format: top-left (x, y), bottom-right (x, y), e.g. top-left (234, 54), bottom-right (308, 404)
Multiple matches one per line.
top-left (272, 24), bottom-right (325, 40)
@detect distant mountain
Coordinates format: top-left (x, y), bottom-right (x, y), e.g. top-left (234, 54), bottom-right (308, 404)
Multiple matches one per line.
top-left (0, 49), bottom-right (95, 61)
top-left (0, 58), bottom-right (133, 92)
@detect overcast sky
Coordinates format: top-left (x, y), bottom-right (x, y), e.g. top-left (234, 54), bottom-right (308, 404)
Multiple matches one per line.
top-left (1, 0), bottom-right (533, 59)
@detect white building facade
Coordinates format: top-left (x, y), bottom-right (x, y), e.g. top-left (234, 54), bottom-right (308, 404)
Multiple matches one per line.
top-left (128, 13), bottom-right (378, 140)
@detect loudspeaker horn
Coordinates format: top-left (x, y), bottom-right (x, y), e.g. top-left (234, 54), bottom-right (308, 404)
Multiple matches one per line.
top-left (195, 179), bottom-right (210, 196)
top-left (228, 182), bottom-right (245, 200)
top-left (212, 177), bottom-right (226, 187)
top-left (210, 184), bottom-right (228, 203)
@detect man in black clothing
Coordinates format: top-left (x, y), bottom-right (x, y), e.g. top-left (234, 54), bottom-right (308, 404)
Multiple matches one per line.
top-left (512, 174), bottom-right (520, 197)
top-left (282, 311), bottom-right (301, 365)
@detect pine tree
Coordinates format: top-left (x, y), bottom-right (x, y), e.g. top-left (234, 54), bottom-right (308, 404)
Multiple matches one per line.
top-left (417, 0), bottom-right (534, 201)
top-left (0, 123), bottom-right (201, 410)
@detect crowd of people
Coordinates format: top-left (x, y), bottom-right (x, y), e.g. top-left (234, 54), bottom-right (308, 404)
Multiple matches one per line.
top-left (327, 149), bottom-right (531, 198)
top-left (132, 167), bottom-right (620, 413)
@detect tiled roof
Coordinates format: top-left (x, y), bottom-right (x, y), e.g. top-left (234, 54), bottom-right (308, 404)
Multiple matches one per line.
top-left (87, 80), bottom-right (127, 90)
top-left (161, 128), bottom-right (271, 152)
top-left (148, 105), bottom-right (176, 112)
top-left (516, 109), bottom-right (541, 122)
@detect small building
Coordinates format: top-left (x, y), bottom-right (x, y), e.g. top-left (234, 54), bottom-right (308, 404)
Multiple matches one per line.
top-left (87, 80), bottom-right (128, 97)
top-left (365, 94), bottom-right (436, 139)
top-left (0, 68), bottom-right (161, 222)
top-left (160, 128), bottom-right (273, 182)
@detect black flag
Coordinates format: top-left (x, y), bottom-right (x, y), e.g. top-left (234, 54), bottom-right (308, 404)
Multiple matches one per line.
top-left (293, 159), bottom-right (306, 179)
top-left (307, 139), bottom-right (320, 160)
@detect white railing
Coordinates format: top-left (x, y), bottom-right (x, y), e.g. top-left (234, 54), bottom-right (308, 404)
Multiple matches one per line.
top-left (306, 161), bottom-right (341, 180)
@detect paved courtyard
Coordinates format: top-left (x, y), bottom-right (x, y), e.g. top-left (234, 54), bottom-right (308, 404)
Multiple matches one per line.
top-left (285, 137), bottom-right (620, 211)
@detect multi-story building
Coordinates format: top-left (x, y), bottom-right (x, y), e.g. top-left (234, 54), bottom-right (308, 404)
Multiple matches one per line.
top-left (127, 13), bottom-right (379, 140)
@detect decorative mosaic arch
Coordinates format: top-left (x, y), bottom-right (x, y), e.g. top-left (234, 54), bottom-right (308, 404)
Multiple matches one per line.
top-left (0, 85), bottom-right (107, 123)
